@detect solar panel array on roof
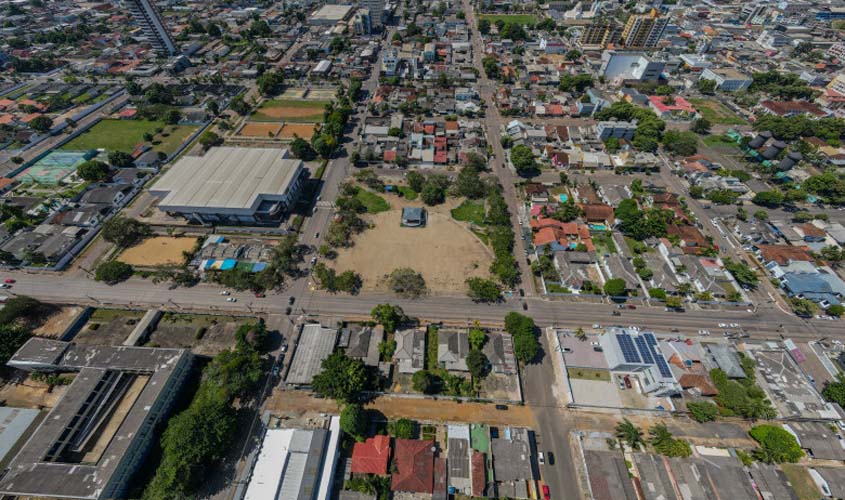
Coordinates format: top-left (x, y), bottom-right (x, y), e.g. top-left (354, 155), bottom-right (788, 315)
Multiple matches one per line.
top-left (644, 333), bottom-right (673, 379)
top-left (616, 333), bottom-right (641, 364)
top-left (635, 336), bottom-right (654, 364)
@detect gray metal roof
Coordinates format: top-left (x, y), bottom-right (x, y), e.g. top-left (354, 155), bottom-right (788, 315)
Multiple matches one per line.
top-left (286, 324), bottom-right (338, 385)
top-left (0, 407), bottom-right (41, 468)
top-left (150, 147), bottom-right (302, 214)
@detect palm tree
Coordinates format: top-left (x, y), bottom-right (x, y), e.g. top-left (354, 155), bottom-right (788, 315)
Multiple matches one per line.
top-left (615, 419), bottom-right (644, 450)
top-left (575, 327), bottom-right (587, 341)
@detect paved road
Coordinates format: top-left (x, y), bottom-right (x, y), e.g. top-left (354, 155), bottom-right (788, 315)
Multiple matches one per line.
top-left (462, 1), bottom-right (536, 296)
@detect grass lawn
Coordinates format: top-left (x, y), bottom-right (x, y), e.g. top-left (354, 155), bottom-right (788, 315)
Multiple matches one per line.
top-left (480, 13), bottom-right (538, 25)
top-left (689, 98), bottom-right (745, 126)
top-left (592, 232), bottom-right (617, 254)
top-left (567, 367), bottom-right (611, 382)
top-left (781, 464), bottom-right (821, 500)
top-left (355, 189), bottom-right (390, 213)
top-left (451, 200), bottom-right (486, 226)
top-left (624, 236), bottom-right (650, 254)
top-left (547, 283), bottom-right (571, 294)
top-left (702, 134), bottom-right (739, 148)
top-left (397, 186), bottom-right (418, 201)
top-left (62, 119), bottom-right (196, 155)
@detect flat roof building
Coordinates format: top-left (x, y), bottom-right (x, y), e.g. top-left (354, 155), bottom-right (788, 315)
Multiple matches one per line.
top-left (0, 339), bottom-right (192, 500)
top-left (244, 416), bottom-right (340, 500)
top-left (149, 147), bottom-right (303, 226)
top-left (310, 4), bottom-right (355, 25)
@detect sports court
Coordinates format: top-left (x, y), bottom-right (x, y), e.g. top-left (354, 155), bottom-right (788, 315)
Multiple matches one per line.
top-left (15, 150), bottom-right (96, 185)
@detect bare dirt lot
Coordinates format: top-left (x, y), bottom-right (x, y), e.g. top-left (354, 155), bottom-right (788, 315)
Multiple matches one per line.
top-left (0, 377), bottom-right (71, 408)
top-left (331, 195), bottom-right (494, 295)
top-left (143, 313), bottom-right (249, 356)
top-left (117, 236), bottom-right (198, 267)
top-left (238, 121), bottom-right (283, 138)
top-left (279, 123), bottom-right (317, 140)
top-left (32, 306), bottom-right (83, 338)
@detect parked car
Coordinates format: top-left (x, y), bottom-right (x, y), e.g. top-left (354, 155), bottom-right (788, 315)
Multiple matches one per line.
top-left (547, 451), bottom-right (554, 465)
top-left (4, 279), bottom-right (15, 284)
top-left (285, 306), bottom-right (292, 315)
top-left (542, 485), bottom-right (551, 500)
top-left (538, 452), bottom-right (545, 465)
top-left (219, 291), bottom-right (230, 296)
top-left (495, 404), bottom-right (508, 410)
top-left (288, 296), bottom-right (296, 305)
top-left (226, 297), bottom-right (237, 302)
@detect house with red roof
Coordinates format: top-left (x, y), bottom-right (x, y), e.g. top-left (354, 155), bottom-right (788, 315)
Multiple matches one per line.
top-left (391, 439), bottom-right (434, 494)
top-left (530, 218), bottom-right (594, 252)
top-left (647, 95), bottom-right (698, 120)
top-left (351, 435), bottom-right (391, 475)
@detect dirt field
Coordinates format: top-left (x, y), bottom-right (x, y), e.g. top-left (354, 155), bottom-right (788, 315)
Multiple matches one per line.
top-left (238, 121), bottom-right (282, 137)
top-left (32, 306), bottom-right (83, 338)
top-left (143, 313), bottom-right (249, 356)
top-left (331, 195), bottom-right (494, 294)
top-left (252, 99), bottom-right (328, 122)
top-left (117, 236), bottom-right (198, 267)
top-left (279, 123), bottom-right (317, 140)
top-left (280, 88), bottom-right (308, 99)
top-left (305, 88), bottom-right (337, 100)
top-left (0, 377), bottom-right (70, 408)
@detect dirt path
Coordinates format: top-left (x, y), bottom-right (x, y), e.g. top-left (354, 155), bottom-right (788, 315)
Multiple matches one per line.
top-left (267, 389), bottom-right (536, 427)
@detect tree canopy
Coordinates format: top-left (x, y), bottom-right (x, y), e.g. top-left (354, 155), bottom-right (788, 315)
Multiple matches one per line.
top-left (311, 351), bottom-right (369, 403)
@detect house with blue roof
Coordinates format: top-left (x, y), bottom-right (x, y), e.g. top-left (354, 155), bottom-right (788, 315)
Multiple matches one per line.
top-left (780, 270), bottom-right (845, 308)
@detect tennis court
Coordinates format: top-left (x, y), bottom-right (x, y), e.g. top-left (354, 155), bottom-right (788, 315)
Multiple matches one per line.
top-left (16, 150), bottom-right (96, 185)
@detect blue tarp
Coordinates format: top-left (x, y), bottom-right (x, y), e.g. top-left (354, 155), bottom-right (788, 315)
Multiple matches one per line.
top-left (251, 262), bottom-right (267, 272)
top-left (219, 259), bottom-right (237, 270)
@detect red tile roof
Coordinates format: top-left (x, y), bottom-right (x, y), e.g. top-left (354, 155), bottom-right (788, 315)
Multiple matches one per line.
top-left (581, 203), bottom-right (614, 222)
top-left (384, 150), bottom-right (397, 162)
top-left (648, 95), bottom-right (697, 115)
top-left (391, 439), bottom-right (434, 493)
top-left (757, 244), bottom-right (813, 265)
top-left (471, 452), bottom-right (486, 496)
top-left (352, 435), bottom-right (391, 475)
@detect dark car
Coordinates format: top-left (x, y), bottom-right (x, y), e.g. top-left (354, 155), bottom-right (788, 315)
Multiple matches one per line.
top-left (627, 304), bottom-right (636, 309)
top-left (547, 451), bottom-right (555, 465)
top-left (285, 306), bottom-right (292, 315)
top-left (288, 296), bottom-right (295, 305)
top-left (518, 288), bottom-right (525, 297)
top-left (495, 404), bottom-right (508, 410)
top-left (522, 302), bottom-right (528, 311)
top-left (612, 311), bottom-right (622, 316)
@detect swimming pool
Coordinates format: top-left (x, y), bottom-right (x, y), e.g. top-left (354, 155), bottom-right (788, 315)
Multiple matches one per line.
top-left (559, 194), bottom-right (568, 203)
top-left (589, 223), bottom-right (608, 231)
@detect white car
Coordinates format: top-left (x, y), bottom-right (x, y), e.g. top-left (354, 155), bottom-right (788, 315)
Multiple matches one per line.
top-left (219, 291), bottom-right (230, 296)
top-left (718, 323), bottom-right (727, 328)
top-left (729, 323), bottom-right (739, 328)
top-left (226, 297), bottom-right (237, 302)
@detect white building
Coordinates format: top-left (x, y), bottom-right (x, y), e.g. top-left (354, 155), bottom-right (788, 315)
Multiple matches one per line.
top-left (699, 68), bottom-right (752, 92)
top-left (598, 328), bottom-right (680, 397)
top-left (381, 49), bottom-right (398, 76)
top-left (600, 51), bottom-right (665, 83)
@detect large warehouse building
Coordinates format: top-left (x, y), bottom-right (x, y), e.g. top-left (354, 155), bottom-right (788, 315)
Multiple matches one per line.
top-left (0, 339), bottom-right (192, 499)
top-left (150, 146), bottom-right (304, 226)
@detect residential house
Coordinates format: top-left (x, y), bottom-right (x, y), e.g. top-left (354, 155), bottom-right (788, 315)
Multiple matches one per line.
top-left (391, 439), bottom-right (434, 494)
top-left (393, 328), bottom-right (425, 374)
top-left (438, 330), bottom-right (470, 372)
top-left (352, 435), bottom-right (391, 475)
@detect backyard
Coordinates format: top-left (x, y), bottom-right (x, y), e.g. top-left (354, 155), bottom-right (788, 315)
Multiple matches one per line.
top-left (62, 119), bottom-right (197, 154)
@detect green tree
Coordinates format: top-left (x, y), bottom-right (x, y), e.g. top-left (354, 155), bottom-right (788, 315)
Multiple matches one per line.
top-left (752, 191), bottom-right (785, 207)
top-left (465, 277), bottom-right (501, 302)
top-left (504, 312), bottom-right (539, 364)
top-left (687, 401), bottom-right (719, 422)
top-left (691, 117), bottom-right (711, 135)
top-left (662, 130), bottom-right (698, 156)
top-left (311, 351), bottom-right (369, 403)
top-left (697, 78), bottom-right (716, 94)
top-left (650, 423), bottom-right (691, 457)
top-left (102, 216), bottom-right (151, 247)
top-left (388, 267), bottom-right (427, 298)
top-left (466, 349), bottom-right (488, 380)
top-left (340, 403), bottom-right (367, 441)
top-left (454, 166), bottom-right (486, 199)
top-left (29, 115), bottom-right (53, 133)
top-left (478, 18), bottom-right (491, 34)
top-left (509, 144), bottom-right (537, 175)
top-left (603, 278), bottom-right (627, 297)
top-left (230, 95), bottom-right (251, 115)
top-left (0, 324), bottom-right (31, 366)
top-left (95, 261), bottom-right (133, 284)
top-left (388, 418), bottom-right (415, 439)
top-left (76, 160), bottom-right (111, 182)
top-left (290, 137), bottom-right (316, 160)
top-left (469, 327), bottom-right (487, 350)
top-left (406, 171), bottom-right (425, 192)
top-left (723, 258), bottom-right (758, 289)
top-left (827, 304), bottom-right (845, 317)
top-left (615, 419), bottom-right (644, 450)
top-left (370, 304), bottom-right (406, 333)
top-left (412, 369), bottom-right (436, 394)
top-left (199, 131), bottom-right (221, 149)
top-left (378, 339), bottom-right (397, 360)
top-left (749, 425), bottom-right (803, 464)
top-left (107, 150), bottom-right (135, 167)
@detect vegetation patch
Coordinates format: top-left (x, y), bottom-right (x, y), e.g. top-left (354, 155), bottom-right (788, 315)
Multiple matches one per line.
top-left (479, 13), bottom-right (538, 24)
top-left (567, 367), bottom-right (611, 382)
top-left (688, 98), bottom-right (745, 126)
top-left (355, 189), bottom-right (390, 213)
top-left (451, 200), bottom-right (486, 226)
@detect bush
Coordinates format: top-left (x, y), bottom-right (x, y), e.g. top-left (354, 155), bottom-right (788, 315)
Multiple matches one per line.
top-left (76, 160), bottom-right (111, 182)
top-left (687, 401), bottom-right (719, 423)
top-left (412, 369), bottom-right (437, 394)
top-left (388, 418), bottom-right (416, 439)
top-left (466, 277), bottom-right (501, 302)
top-left (749, 425), bottom-right (803, 463)
top-left (95, 261), bottom-right (133, 284)
top-left (505, 312), bottom-right (539, 364)
top-left (603, 278), bottom-right (627, 297)
top-left (388, 268), bottom-right (427, 298)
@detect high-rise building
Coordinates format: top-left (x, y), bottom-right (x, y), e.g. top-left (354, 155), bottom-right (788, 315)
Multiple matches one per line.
top-left (124, 0), bottom-right (177, 55)
top-left (360, 0), bottom-right (384, 28)
top-left (578, 20), bottom-right (620, 49)
top-left (620, 9), bottom-right (668, 49)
